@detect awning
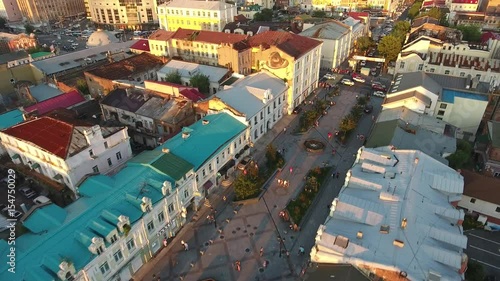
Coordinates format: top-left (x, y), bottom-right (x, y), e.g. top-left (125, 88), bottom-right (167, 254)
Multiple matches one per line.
top-left (235, 153), bottom-right (240, 159)
top-left (11, 154), bottom-right (20, 159)
top-left (243, 145), bottom-right (250, 150)
top-left (218, 159), bottom-right (236, 175)
top-left (31, 163), bottom-right (40, 169)
top-left (203, 180), bottom-right (213, 190)
top-left (53, 174), bottom-right (63, 180)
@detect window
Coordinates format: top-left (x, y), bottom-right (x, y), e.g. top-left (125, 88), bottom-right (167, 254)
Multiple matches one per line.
top-left (147, 220), bottom-right (155, 232)
top-left (104, 141), bottom-right (108, 149)
top-left (254, 116), bottom-right (257, 125)
top-left (214, 12), bottom-right (217, 17)
top-left (418, 64), bottom-right (423, 71)
top-left (440, 103), bottom-right (447, 109)
top-left (116, 152), bottom-right (122, 160)
top-left (114, 250), bottom-right (123, 262)
top-left (96, 246), bottom-right (104, 255)
top-left (158, 211), bottom-right (165, 222)
top-left (168, 203), bottom-right (175, 213)
top-left (110, 234), bottom-right (118, 243)
top-left (209, 163), bottom-right (212, 171)
top-left (399, 62), bottom-right (405, 68)
top-left (184, 189), bottom-right (189, 198)
top-left (89, 149), bottom-right (94, 157)
top-left (437, 110), bottom-right (445, 116)
top-left (470, 198), bottom-right (476, 203)
top-left (444, 70), bottom-right (450, 75)
top-left (92, 165), bottom-right (99, 173)
top-left (127, 239), bottom-right (135, 251)
top-left (202, 169), bottom-right (206, 177)
top-left (99, 262), bottom-right (110, 275)
top-left (496, 207), bottom-right (500, 213)
top-left (107, 158), bottom-right (112, 166)
top-left (216, 157), bottom-right (219, 164)
top-left (460, 72), bottom-right (465, 77)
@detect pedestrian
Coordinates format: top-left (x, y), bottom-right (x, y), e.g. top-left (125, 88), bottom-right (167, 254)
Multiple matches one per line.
top-left (163, 238), bottom-right (167, 247)
top-left (289, 167), bottom-right (293, 174)
top-left (282, 148), bottom-right (285, 154)
top-left (328, 132), bottom-right (332, 139)
top-left (277, 179), bottom-right (282, 185)
top-left (235, 260), bottom-right (241, 271)
top-left (283, 127), bottom-right (287, 133)
top-left (181, 240), bottom-right (188, 251)
top-left (356, 134), bottom-right (360, 139)
top-left (223, 195), bottom-right (227, 202)
top-left (299, 246), bottom-right (305, 255)
top-left (372, 115), bottom-right (375, 121)
top-left (263, 260), bottom-right (268, 268)
top-left (336, 172), bottom-right (340, 179)
top-left (153, 274), bottom-right (156, 280)
top-left (260, 247), bottom-right (264, 256)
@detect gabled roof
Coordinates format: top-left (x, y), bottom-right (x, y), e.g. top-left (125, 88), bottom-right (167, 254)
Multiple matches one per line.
top-left (128, 149), bottom-right (193, 181)
top-left (247, 31), bottom-right (322, 59)
top-left (101, 88), bottom-right (149, 112)
top-left (462, 169), bottom-right (500, 205)
top-left (488, 121), bottom-right (500, 148)
top-left (0, 109), bottom-right (24, 130)
top-left (180, 88), bottom-right (205, 102)
top-left (149, 29), bottom-right (175, 41)
top-left (299, 21), bottom-right (350, 41)
top-left (130, 39), bottom-right (150, 52)
top-left (85, 53), bottom-right (164, 80)
top-left (385, 90), bottom-right (432, 106)
top-left (161, 113), bottom-right (247, 170)
top-left (312, 147), bottom-right (466, 281)
top-left (24, 90), bottom-right (85, 115)
top-left (28, 84), bottom-right (64, 102)
top-left (172, 28), bottom-right (247, 45)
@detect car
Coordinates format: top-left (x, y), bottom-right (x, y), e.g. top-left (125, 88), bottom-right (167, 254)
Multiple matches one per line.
top-left (353, 76), bottom-right (365, 83)
top-left (372, 84), bottom-right (386, 91)
top-left (20, 187), bottom-right (37, 199)
top-left (292, 106), bottom-right (302, 114)
top-left (323, 73), bottom-right (335, 79)
top-left (360, 61), bottom-right (366, 66)
top-left (67, 39), bottom-right (74, 42)
top-left (33, 195), bottom-right (51, 205)
top-left (376, 62), bottom-right (382, 69)
top-left (373, 91), bottom-right (386, 98)
top-left (364, 104), bottom-right (373, 113)
top-left (237, 156), bottom-right (252, 171)
top-left (341, 79), bottom-right (355, 86)
top-left (371, 70), bottom-right (377, 76)
top-left (71, 42), bottom-right (79, 46)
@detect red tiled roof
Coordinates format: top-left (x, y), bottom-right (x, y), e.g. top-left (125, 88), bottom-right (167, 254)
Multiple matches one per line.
top-left (247, 31), bottom-right (322, 59)
top-left (481, 31), bottom-right (500, 43)
top-left (24, 90), bottom-right (85, 115)
top-left (148, 30), bottom-right (175, 41)
top-left (180, 88), bottom-right (205, 102)
top-left (452, 0), bottom-right (478, 3)
top-left (172, 28), bottom-right (247, 45)
top-left (130, 39), bottom-right (150, 52)
top-left (86, 53), bottom-right (163, 80)
top-left (3, 117), bottom-right (73, 158)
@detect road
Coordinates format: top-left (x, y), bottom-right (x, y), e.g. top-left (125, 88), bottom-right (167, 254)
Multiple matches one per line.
top-left (465, 229), bottom-right (500, 279)
top-left (133, 76), bottom-right (388, 281)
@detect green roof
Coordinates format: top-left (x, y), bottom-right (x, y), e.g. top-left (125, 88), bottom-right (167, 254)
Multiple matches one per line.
top-left (30, 51), bottom-right (52, 59)
top-left (365, 120), bottom-right (398, 148)
top-left (128, 149), bottom-right (193, 181)
top-left (0, 109), bottom-right (24, 130)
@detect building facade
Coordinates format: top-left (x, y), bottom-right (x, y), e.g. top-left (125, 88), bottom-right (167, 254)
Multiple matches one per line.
top-left (16, 0), bottom-right (85, 23)
top-left (0, 32), bottom-right (37, 55)
top-left (0, 117), bottom-right (132, 195)
top-left (157, 0), bottom-right (237, 32)
top-left (0, 0), bottom-right (22, 22)
top-left (88, 0), bottom-right (158, 30)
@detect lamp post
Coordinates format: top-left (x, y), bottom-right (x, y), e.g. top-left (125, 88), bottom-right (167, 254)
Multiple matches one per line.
top-left (260, 192), bottom-right (288, 258)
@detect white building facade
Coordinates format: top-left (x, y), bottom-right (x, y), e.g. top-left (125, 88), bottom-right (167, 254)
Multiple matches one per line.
top-left (88, 0), bottom-right (158, 29)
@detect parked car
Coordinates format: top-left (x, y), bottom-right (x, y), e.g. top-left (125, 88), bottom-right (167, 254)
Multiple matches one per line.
top-left (376, 62), bottom-right (382, 69)
top-left (237, 156), bottom-right (252, 171)
top-left (373, 91), bottom-right (386, 98)
top-left (71, 42), bottom-right (79, 46)
top-left (20, 187), bottom-right (37, 199)
top-left (33, 195), bottom-right (51, 205)
top-left (323, 73), bottom-right (335, 79)
top-left (360, 60), bottom-right (366, 66)
top-left (67, 39), bottom-right (74, 43)
top-left (340, 79), bottom-right (355, 86)
top-left (292, 106), bottom-right (302, 114)
top-left (353, 76), bottom-right (365, 83)
top-left (364, 104), bottom-right (373, 113)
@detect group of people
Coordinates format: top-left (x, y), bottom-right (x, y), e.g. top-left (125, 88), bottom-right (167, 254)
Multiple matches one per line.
top-left (277, 178), bottom-right (290, 187)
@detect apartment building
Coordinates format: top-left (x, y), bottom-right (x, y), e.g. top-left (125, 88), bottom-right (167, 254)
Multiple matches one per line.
top-left (0, 117), bottom-right (132, 195)
top-left (88, 0), bottom-right (157, 30)
top-left (459, 170), bottom-right (500, 225)
top-left (157, 0), bottom-right (237, 32)
top-left (0, 32), bottom-right (37, 54)
top-left (311, 147), bottom-right (467, 281)
top-left (0, 0), bottom-right (22, 22)
top-left (0, 150), bottom-right (196, 281)
top-left (247, 31), bottom-right (322, 113)
top-left (16, 0), bottom-right (85, 23)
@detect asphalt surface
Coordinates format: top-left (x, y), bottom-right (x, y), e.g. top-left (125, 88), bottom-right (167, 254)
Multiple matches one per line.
top-left (465, 229), bottom-right (500, 279)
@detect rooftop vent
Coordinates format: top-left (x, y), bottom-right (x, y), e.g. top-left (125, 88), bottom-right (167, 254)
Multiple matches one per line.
top-left (428, 271), bottom-right (441, 281)
top-left (334, 235), bottom-right (349, 249)
top-left (356, 231), bottom-right (363, 239)
top-left (202, 119), bottom-right (210, 125)
top-left (182, 132), bottom-right (190, 139)
top-left (393, 239), bottom-right (405, 248)
top-left (401, 218), bottom-right (407, 229)
top-left (380, 225), bottom-right (390, 234)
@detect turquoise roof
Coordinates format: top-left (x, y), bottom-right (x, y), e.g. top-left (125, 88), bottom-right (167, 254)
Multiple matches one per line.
top-left (160, 113), bottom-right (247, 170)
top-left (129, 150), bottom-right (194, 181)
top-left (0, 162), bottom-right (186, 280)
top-left (0, 109), bottom-right (24, 130)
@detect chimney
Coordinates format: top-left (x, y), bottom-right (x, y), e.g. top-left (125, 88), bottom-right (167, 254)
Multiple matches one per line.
top-left (202, 119), bottom-right (210, 125)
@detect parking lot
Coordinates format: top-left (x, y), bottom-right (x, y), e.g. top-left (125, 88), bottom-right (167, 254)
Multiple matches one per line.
top-left (465, 229), bottom-right (500, 279)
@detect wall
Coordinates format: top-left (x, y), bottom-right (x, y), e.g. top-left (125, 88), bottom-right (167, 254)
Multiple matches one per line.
top-left (0, 0), bottom-right (22, 21)
top-left (458, 195), bottom-right (500, 222)
top-left (149, 39), bottom-right (171, 57)
top-left (442, 97), bottom-right (487, 138)
top-left (157, 4), bottom-right (236, 32)
top-left (0, 64), bottom-right (36, 95)
top-left (88, 0), bottom-right (158, 28)
top-left (218, 45), bottom-right (251, 75)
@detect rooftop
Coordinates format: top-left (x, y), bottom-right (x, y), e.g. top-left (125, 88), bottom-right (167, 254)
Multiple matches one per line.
top-left (299, 21), bottom-right (351, 41)
top-left (2, 117), bottom-right (123, 159)
top-left (366, 107), bottom-right (457, 163)
top-left (86, 29), bottom-right (120, 48)
top-left (101, 88), bottom-right (149, 113)
top-left (488, 121), bottom-right (500, 148)
top-left (24, 90), bottom-right (85, 115)
top-left (129, 39), bottom-right (150, 52)
top-left (0, 50), bottom-right (29, 64)
top-left (135, 96), bottom-right (189, 123)
top-left (0, 32), bottom-right (19, 40)
top-left (215, 72), bottom-right (287, 118)
top-left (172, 28), bottom-right (247, 45)
top-left (304, 264), bottom-right (369, 281)
top-left (31, 41), bottom-right (136, 75)
top-left (149, 30), bottom-right (176, 41)
top-left (462, 170), bottom-right (500, 205)
top-left (28, 84), bottom-right (63, 102)
top-left (160, 0), bottom-right (235, 10)
top-left (161, 113), bottom-right (247, 170)
top-left (30, 51), bottom-right (53, 60)
top-left (247, 31), bottom-right (322, 59)
top-left (0, 152), bottom-right (191, 280)
top-left (311, 147), bottom-right (466, 281)
top-left (158, 60), bottom-right (230, 83)
top-left (0, 109), bottom-right (24, 130)
top-left (85, 53), bottom-right (164, 81)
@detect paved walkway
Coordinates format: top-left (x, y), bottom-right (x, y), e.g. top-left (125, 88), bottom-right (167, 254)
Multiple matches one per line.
top-left (133, 80), bottom-right (384, 281)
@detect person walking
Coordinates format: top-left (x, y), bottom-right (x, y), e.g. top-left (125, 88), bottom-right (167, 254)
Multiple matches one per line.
top-left (181, 240), bottom-right (188, 251)
top-left (336, 172), bottom-right (340, 179)
top-left (298, 246), bottom-right (305, 255)
top-left (235, 260), bottom-right (241, 271)
top-left (260, 247), bottom-right (264, 257)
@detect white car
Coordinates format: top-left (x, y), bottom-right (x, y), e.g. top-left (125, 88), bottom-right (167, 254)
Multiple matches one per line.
top-left (71, 42), bottom-right (79, 46)
top-left (373, 91), bottom-right (386, 98)
top-left (323, 74), bottom-right (336, 80)
top-left (360, 61), bottom-right (366, 66)
top-left (33, 195), bottom-right (51, 205)
top-left (341, 79), bottom-right (355, 86)
top-left (353, 76), bottom-right (366, 83)
top-left (67, 39), bottom-right (74, 43)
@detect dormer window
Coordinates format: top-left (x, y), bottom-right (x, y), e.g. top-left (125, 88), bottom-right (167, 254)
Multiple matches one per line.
top-left (96, 246), bottom-right (104, 255)
top-left (110, 234), bottom-right (118, 244)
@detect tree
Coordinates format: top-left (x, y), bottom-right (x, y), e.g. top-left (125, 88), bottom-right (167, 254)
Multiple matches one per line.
top-left (24, 23), bottom-right (35, 34)
top-left (465, 260), bottom-right (485, 281)
top-left (254, 8), bottom-right (273, 21)
top-left (164, 70), bottom-right (182, 85)
top-left (0, 17), bottom-right (6, 29)
top-left (446, 139), bottom-right (472, 169)
top-left (393, 21), bottom-right (410, 34)
top-left (356, 36), bottom-right (373, 53)
top-left (456, 25), bottom-right (481, 42)
top-left (377, 35), bottom-right (402, 62)
top-left (76, 78), bottom-right (90, 96)
top-left (407, 1), bottom-right (422, 20)
top-left (189, 73), bottom-right (210, 94)
top-left (312, 10), bottom-right (326, 18)
top-left (420, 7), bottom-right (441, 20)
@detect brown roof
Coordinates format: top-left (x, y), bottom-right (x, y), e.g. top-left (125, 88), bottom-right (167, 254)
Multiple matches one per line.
top-left (172, 28), bottom-right (247, 45)
top-left (247, 31), bottom-right (322, 59)
top-left (85, 53), bottom-right (164, 80)
top-left (462, 170), bottom-right (500, 205)
top-left (149, 29), bottom-right (175, 41)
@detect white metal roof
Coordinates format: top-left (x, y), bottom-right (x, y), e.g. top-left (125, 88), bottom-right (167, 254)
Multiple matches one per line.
top-left (158, 60), bottom-right (229, 83)
top-left (312, 147), bottom-right (467, 281)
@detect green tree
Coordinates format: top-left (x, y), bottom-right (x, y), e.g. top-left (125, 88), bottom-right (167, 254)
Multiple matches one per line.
top-left (312, 10), bottom-right (326, 18)
top-left (465, 260), bottom-right (485, 281)
top-left (456, 25), bottom-right (481, 42)
top-left (254, 8), bottom-right (273, 21)
top-left (76, 78), bottom-right (90, 96)
top-left (189, 73), bottom-right (210, 94)
top-left (393, 21), bottom-right (410, 33)
top-left (24, 23), bottom-right (35, 34)
top-left (446, 139), bottom-right (472, 169)
top-left (377, 35), bottom-right (402, 62)
top-left (356, 36), bottom-right (373, 53)
top-left (233, 173), bottom-right (260, 200)
top-left (164, 70), bottom-right (182, 85)
top-left (0, 17), bottom-right (7, 29)
top-left (407, 1), bottom-right (422, 20)
top-left (421, 7), bottom-right (442, 20)
top-left (339, 115), bottom-right (357, 133)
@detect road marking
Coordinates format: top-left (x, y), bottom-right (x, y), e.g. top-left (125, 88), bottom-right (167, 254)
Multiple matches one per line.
top-left (469, 245), bottom-right (500, 257)
top-left (467, 233), bottom-right (500, 246)
top-left (470, 258), bottom-right (500, 270)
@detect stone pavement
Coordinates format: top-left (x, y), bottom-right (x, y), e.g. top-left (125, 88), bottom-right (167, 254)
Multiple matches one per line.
top-left (133, 81), bottom-right (384, 281)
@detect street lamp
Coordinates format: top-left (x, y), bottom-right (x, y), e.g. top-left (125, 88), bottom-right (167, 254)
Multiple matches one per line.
top-left (259, 189), bottom-right (289, 259)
